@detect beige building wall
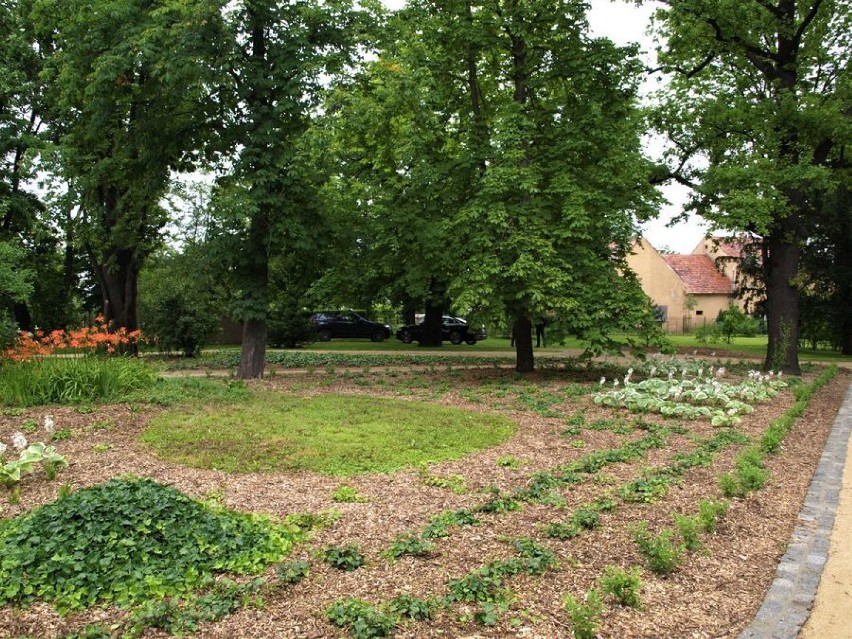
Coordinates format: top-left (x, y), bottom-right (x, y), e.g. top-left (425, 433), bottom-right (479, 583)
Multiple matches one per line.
top-left (627, 238), bottom-right (687, 319)
top-left (626, 238), bottom-right (733, 329)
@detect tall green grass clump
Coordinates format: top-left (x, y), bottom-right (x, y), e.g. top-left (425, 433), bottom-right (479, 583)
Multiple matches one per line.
top-left (0, 357), bottom-right (156, 406)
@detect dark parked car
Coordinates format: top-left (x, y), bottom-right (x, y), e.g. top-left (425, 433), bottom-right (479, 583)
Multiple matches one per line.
top-left (309, 311), bottom-right (392, 342)
top-left (395, 315), bottom-right (487, 345)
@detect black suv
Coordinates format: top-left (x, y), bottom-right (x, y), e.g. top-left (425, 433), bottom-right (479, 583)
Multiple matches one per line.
top-left (395, 316), bottom-right (487, 345)
top-left (309, 311), bottom-right (392, 342)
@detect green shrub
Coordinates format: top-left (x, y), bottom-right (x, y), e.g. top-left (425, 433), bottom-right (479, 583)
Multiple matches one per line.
top-left (387, 593), bottom-right (437, 620)
top-left (544, 521), bottom-right (581, 540)
top-left (326, 598), bottom-right (396, 638)
top-left (139, 252), bottom-right (222, 357)
top-left (276, 559), bottom-right (310, 585)
top-left (447, 565), bottom-right (508, 604)
top-left (698, 499), bottom-right (729, 533)
top-left (321, 544), bottom-right (365, 571)
top-left (563, 589), bottom-right (604, 639)
top-left (332, 485), bottom-right (369, 503)
top-left (385, 532), bottom-right (435, 560)
top-left (673, 513), bottom-right (703, 551)
top-left (632, 521), bottom-right (683, 575)
top-left (571, 507), bottom-right (600, 530)
top-left (0, 477), bottom-right (303, 611)
top-left (599, 565), bottom-right (642, 608)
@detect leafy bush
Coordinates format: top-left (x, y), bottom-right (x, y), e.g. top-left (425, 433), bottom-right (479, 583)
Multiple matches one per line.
top-left (563, 589), bottom-right (604, 639)
top-left (599, 565), bottom-right (642, 608)
top-left (385, 532), bottom-right (435, 560)
top-left (632, 521), bottom-right (683, 575)
top-left (698, 499), bottom-right (729, 533)
top-left (276, 559), bottom-right (310, 585)
top-left (332, 484), bottom-right (369, 503)
top-left (0, 308), bottom-right (18, 351)
top-left (326, 598), bottom-right (396, 638)
top-left (673, 513), bottom-right (703, 551)
top-left (321, 544), bottom-right (365, 571)
top-left (0, 357), bottom-right (156, 406)
top-left (139, 252), bottom-right (222, 357)
top-left (0, 477), bottom-right (303, 611)
top-left (387, 593), bottom-right (437, 620)
top-left (267, 305), bottom-right (315, 348)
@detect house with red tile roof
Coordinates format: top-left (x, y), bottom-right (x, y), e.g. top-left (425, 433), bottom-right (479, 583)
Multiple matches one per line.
top-left (626, 237), bottom-right (746, 333)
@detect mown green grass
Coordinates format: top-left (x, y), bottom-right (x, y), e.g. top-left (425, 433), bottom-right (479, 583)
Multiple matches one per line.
top-left (142, 393), bottom-right (516, 475)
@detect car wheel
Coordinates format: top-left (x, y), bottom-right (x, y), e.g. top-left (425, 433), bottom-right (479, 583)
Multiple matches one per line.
top-left (370, 330), bottom-right (387, 342)
top-left (398, 329), bottom-right (413, 344)
top-left (449, 331), bottom-right (463, 345)
top-left (465, 338), bottom-right (477, 345)
top-left (317, 329), bottom-right (332, 342)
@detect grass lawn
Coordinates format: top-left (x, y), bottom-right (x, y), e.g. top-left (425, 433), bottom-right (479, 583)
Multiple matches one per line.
top-left (142, 393), bottom-right (515, 474)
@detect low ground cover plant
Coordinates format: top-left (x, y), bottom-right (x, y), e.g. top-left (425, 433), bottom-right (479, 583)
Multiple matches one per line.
top-left (0, 477), bottom-right (307, 611)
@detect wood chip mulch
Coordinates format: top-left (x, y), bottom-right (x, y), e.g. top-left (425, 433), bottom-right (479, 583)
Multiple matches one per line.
top-left (0, 365), bottom-right (848, 639)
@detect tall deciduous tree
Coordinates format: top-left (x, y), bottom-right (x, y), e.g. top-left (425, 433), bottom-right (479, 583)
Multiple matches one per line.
top-left (215, 0), bottom-right (365, 378)
top-left (649, 0), bottom-right (850, 374)
top-left (317, 1), bottom-right (487, 346)
top-left (445, 0), bottom-right (660, 372)
top-left (31, 0), bottom-right (226, 338)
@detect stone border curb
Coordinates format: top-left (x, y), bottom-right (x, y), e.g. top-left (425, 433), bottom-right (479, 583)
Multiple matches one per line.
top-left (739, 381), bottom-right (852, 639)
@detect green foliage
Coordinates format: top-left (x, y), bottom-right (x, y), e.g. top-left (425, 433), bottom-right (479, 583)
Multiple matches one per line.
top-left (599, 565), bottom-right (642, 608)
top-left (421, 508), bottom-right (480, 539)
top-left (125, 578), bottom-right (265, 635)
top-left (0, 477), bottom-right (303, 611)
top-left (276, 559), bottom-right (310, 585)
top-left (326, 598), bottom-right (397, 639)
top-left (544, 521), bottom-right (581, 540)
top-left (419, 467), bottom-right (466, 494)
top-left (143, 393), bottom-right (514, 475)
top-left (698, 499), bottom-right (729, 534)
top-left (632, 522), bottom-right (683, 575)
top-left (0, 357), bottom-right (156, 406)
top-left (618, 474), bottom-right (673, 503)
top-left (267, 304), bottom-right (315, 349)
top-left (695, 306), bottom-right (760, 344)
top-left (720, 446), bottom-right (769, 498)
top-left (496, 456), bottom-right (523, 469)
top-left (320, 544), bottom-right (365, 571)
top-left (673, 514), bottom-right (703, 552)
top-left (387, 593), bottom-right (437, 621)
top-left (563, 589), bottom-right (604, 639)
top-left (447, 564), bottom-right (509, 604)
top-left (139, 251), bottom-right (222, 357)
top-left (1, 442), bottom-right (68, 488)
top-left (571, 507), bottom-right (601, 530)
top-left (385, 533), bottom-right (435, 560)
top-left (332, 485), bottom-right (370, 503)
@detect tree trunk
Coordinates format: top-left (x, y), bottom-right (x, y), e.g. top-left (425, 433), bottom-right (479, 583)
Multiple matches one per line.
top-left (419, 301), bottom-right (444, 347)
top-left (238, 319), bottom-right (267, 379)
top-left (762, 229), bottom-right (801, 374)
top-left (95, 247), bottom-right (141, 355)
top-left (513, 314), bottom-right (534, 373)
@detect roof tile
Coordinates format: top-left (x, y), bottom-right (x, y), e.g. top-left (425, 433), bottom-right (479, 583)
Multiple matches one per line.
top-left (662, 254), bottom-right (733, 295)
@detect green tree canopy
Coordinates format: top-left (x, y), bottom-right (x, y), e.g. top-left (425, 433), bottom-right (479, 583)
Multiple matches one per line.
top-left (649, 0), bottom-right (850, 372)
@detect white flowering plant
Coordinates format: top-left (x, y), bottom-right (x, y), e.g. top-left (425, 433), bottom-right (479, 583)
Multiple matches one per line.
top-left (1, 418), bottom-right (69, 489)
top-left (594, 362), bottom-right (787, 427)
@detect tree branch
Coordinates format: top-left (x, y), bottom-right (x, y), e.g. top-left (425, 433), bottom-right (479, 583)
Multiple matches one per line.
top-left (795, 0), bottom-right (825, 44)
top-left (647, 52), bottom-right (716, 78)
top-left (751, 0), bottom-right (784, 19)
top-left (706, 17), bottom-right (780, 78)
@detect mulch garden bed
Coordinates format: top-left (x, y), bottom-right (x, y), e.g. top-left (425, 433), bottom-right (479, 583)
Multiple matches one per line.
top-left (0, 364), bottom-right (848, 638)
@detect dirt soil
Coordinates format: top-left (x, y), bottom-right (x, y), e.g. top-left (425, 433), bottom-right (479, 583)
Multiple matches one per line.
top-left (0, 366), bottom-right (848, 639)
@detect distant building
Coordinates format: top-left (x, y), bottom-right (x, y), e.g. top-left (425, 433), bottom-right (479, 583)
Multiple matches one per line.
top-left (626, 237), bottom-right (753, 334)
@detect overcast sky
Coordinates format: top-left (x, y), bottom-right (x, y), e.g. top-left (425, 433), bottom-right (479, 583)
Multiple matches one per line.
top-left (379, 0), bottom-right (707, 254)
